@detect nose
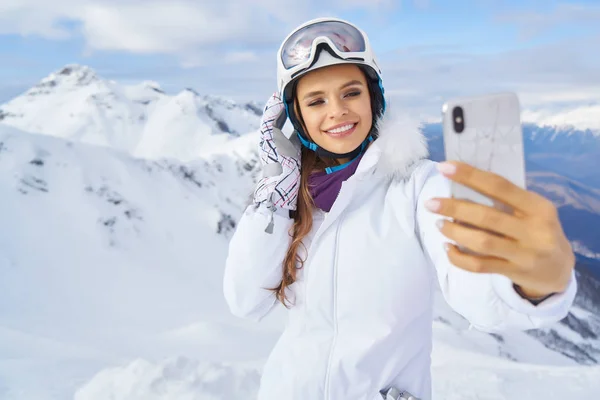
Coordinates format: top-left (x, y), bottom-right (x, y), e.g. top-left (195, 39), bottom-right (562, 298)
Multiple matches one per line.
top-left (328, 97), bottom-right (348, 119)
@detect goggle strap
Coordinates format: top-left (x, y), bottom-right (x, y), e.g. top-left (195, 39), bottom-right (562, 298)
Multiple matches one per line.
top-left (281, 20), bottom-right (367, 70)
top-left (289, 43), bottom-right (354, 80)
top-left (296, 132), bottom-right (317, 151)
top-left (378, 77), bottom-right (387, 113)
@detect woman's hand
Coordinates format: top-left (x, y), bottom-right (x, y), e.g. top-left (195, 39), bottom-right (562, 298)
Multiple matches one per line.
top-left (254, 92), bottom-right (301, 211)
top-left (425, 161), bottom-right (575, 299)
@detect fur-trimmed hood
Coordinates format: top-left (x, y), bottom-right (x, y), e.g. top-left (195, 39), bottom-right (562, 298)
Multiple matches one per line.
top-left (355, 108), bottom-right (430, 181)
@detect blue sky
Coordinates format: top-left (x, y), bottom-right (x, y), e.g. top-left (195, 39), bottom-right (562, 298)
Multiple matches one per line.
top-left (0, 0), bottom-right (598, 116)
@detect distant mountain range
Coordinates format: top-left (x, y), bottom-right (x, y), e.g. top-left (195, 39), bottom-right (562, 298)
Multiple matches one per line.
top-left (1, 64), bottom-right (598, 258)
top-left (423, 123), bottom-right (600, 188)
top-left (0, 65), bottom-right (262, 162)
top-left (0, 64), bottom-right (598, 378)
top-left (423, 122), bottom-right (600, 257)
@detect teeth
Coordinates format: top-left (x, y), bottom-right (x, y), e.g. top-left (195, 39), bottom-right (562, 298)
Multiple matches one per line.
top-left (327, 124), bottom-right (355, 134)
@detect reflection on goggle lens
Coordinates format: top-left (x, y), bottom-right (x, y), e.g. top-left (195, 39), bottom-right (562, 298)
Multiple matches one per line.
top-left (281, 21), bottom-right (366, 69)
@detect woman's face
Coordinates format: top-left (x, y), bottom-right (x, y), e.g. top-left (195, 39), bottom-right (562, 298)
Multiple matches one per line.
top-left (295, 64), bottom-right (372, 160)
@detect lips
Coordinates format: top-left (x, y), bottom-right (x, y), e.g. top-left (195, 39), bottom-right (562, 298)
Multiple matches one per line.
top-left (324, 122), bottom-right (358, 138)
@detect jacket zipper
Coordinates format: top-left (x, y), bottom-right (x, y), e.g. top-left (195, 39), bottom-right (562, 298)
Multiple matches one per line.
top-left (323, 211), bottom-right (344, 400)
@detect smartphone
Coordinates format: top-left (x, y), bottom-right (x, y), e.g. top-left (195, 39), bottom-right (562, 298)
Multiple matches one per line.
top-left (442, 92), bottom-right (526, 212)
top-left (442, 92), bottom-right (526, 255)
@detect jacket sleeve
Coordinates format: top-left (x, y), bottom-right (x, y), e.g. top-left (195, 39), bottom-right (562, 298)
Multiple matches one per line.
top-left (223, 203), bottom-right (294, 321)
top-left (413, 160), bottom-right (577, 333)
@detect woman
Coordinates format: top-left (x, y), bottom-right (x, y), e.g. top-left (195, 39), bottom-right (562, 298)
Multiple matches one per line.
top-left (223, 17), bottom-right (577, 400)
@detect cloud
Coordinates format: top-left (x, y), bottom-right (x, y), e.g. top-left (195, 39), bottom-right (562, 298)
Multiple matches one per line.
top-left (496, 3), bottom-right (600, 39)
top-left (176, 50), bottom-right (260, 69)
top-left (374, 31), bottom-right (600, 121)
top-left (0, 0), bottom-right (79, 39)
top-left (79, 1), bottom-right (298, 54)
top-left (2, 0), bottom-right (598, 128)
top-left (223, 51), bottom-right (261, 65)
top-left (331, 0), bottom-right (397, 9)
top-left (0, 0), bottom-right (393, 64)
top-left (97, 28), bottom-right (598, 128)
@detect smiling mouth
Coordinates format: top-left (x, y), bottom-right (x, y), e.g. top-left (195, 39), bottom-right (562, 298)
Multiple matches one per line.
top-left (324, 123), bottom-right (357, 135)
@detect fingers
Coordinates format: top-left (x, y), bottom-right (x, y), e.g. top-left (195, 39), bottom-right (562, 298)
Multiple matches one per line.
top-left (438, 219), bottom-right (536, 268)
top-left (261, 94), bottom-right (286, 137)
top-left (444, 243), bottom-right (515, 274)
top-left (438, 161), bottom-right (554, 217)
top-left (426, 197), bottom-right (527, 242)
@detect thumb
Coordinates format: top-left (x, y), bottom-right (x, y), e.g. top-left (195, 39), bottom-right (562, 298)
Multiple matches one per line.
top-left (272, 128), bottom-right (299, 159)
top-left (262, 162), bottom-right (284, 178)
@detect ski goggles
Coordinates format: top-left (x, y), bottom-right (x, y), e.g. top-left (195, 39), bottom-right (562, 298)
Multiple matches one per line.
top-left (280, 20), bottom-right (367, 70)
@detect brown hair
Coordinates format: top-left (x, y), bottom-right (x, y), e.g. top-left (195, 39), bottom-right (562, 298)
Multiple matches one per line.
top-left (269, 65), bottom-right (382, 307)
top-left (269, 147), bottom-right (337, 307)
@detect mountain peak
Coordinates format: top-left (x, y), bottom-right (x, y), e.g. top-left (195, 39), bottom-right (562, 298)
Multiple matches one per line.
top-left (184, 87), bottom-right (200, 96)
top-left (30, 64), bottom-right (100, 95)
top-left (141, 80), bottom-right (164, 94)
top-left (522, 104), bottom-right (600, 134)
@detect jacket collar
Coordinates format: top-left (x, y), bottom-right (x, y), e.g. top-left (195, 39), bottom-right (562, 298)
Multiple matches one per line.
top-left (355, 109), bottom-right (430, 181)
top-left (307, 110), bottom-right (430, 236)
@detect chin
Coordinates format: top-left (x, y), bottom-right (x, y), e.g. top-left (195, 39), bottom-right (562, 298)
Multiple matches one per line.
top-left (320, 132), bottom-right (369, 155)
top-left (322, 142), bottom-right (362, 155)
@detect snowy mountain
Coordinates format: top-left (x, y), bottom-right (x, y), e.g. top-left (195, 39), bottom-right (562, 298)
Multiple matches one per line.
top-left (0, 122), bottom-right (272, 399)
top-left (423, 122), bottom-right (600, 188)
top-left (523, 124), bottom-right (600, 190)
top-left (1, 66), bottom-right (599, 399)
top-left (423, 122), bottom-right (600, 257)
top-left (1, 122), bottom-right (599, 399)
top-left (0, 65), bottom-right (262, 162)
top-left (526, 171), bottom-right (600, 259)
top-left (522, 104), bottom-right (600, 132)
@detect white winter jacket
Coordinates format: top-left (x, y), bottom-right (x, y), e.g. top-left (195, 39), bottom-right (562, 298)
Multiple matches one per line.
top-left (223, 113), bottom-right (577, 400)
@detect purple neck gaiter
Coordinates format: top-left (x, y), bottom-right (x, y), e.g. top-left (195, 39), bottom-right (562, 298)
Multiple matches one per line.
top-left (308, 154), bottom-right (364, 212)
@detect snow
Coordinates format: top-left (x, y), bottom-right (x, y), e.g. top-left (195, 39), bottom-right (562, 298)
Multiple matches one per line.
top-left (74, 358), bottom-right (264, 400)
top-left (431, 341), bottom-right (600, 400)
top-left (572, 240), bottom-right (600, 259)
top-left (0, 65), bottom-right (261, 162)
top-left (522, 104), bottom-right (600, 134)
top-left (1, 66), bottom-right (599, 399)
top-left (0, 122), bottom-right (275, 399)
top-left (70, 350), bottom-right (600, 400)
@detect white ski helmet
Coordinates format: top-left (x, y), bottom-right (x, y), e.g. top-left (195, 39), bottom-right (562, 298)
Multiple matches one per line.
top-left (276, 17), bottom-right (386, 159)
top-left (277, 17), bottom-right (384, 103)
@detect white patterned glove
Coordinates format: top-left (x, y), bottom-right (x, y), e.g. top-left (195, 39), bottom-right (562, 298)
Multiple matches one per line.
top-left (253, 93), bottom-right (301, 223)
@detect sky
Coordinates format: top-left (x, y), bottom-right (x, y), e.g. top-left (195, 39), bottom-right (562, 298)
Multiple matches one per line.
top-left (0, 0), bottom-right (599, 119)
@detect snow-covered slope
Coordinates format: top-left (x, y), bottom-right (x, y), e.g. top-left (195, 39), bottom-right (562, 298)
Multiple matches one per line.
top-left (522, 104), bottom-right (600, 133)
top-left (70, 344), bottom-right (600, 400)
top-left (525, 171), bottom-right (600, 258)
top-left (1, 66), bottom-right (599, 399)
top-left (0, 65), bottom-right (262, 162)
top-left (0, 123), bottom-right (277, 399)
top-left (423, 121), bottom-right (600, 189)
top-left (1, 122), bottom-right (599, 399)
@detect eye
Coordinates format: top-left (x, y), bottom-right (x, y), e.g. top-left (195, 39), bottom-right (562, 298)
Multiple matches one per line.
top-left (307, 99), bottom-right (325, 107)
top-left (345, 90), bottom-right (361, 98)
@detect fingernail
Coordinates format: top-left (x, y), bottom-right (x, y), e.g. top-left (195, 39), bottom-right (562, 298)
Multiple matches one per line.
top-left (425, 199), bottom-right (440, 212)
top-left (436, 219), bottom-right (444, 230)
top-left (444, 242), bottom-right (451, 252)
top-left (437, 162), bottom-right (457, 175)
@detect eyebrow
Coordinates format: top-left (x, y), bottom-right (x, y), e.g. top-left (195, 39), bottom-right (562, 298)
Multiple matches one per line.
top-left (302, 80), bottom-right (364, 100)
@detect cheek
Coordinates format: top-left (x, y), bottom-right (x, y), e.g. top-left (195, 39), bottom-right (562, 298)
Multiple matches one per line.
top-left (301, 109), bottom-right (325, 138)
top-left (358, 99), bottom-right (373, 129)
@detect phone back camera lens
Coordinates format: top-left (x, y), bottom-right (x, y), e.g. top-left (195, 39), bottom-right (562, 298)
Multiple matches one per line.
top-left (452, 106), bottom-right (465, 133)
